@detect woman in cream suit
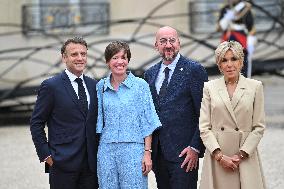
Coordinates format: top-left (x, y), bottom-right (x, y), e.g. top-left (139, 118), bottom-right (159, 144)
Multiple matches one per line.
top-left (199, 41), bottom-right (266, 189)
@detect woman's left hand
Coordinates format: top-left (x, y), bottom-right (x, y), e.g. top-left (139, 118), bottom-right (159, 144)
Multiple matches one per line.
top-left (142, 151), bottom-right (152, 175)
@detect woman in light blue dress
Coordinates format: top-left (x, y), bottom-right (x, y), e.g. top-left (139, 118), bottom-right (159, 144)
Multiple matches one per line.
top-left (96, 41), bottom-right (161, 189)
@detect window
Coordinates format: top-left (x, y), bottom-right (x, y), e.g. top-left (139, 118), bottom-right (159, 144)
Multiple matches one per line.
top-left (22, 0), bottom-right (109, 35)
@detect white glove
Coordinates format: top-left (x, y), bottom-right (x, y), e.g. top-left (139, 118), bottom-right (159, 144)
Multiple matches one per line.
top-left (219, 9), bottom-right (235, 30)
top-left (224, 10), bottom-right (235, 21)
top-left (247, 44), bottom-right (254, 55)
top-left (234, 2), bottom-right (246, 12)
top-left (247, 35), bottom-right (257, 55)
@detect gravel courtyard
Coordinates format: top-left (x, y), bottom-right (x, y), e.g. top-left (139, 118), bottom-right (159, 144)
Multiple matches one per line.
top-left (1, 75), bottom-right (283, 189)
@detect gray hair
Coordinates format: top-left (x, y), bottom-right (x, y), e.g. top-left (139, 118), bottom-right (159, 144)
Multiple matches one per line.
top-left (215, 41), bottom-right (244, 66)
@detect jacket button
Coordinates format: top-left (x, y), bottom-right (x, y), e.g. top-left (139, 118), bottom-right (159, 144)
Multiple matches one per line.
top-left (235, 128), bottom-right (239, 131)
top-left (221, 127), bottom-right (224, 131)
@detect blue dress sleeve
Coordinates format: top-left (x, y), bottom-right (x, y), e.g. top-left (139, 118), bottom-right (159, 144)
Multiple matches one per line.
top-left (96, 79), bottom-right (104, 133)
top-left (140, 81), bottom-right (161, 138)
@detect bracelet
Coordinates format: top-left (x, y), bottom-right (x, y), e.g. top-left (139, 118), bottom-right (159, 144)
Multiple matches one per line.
top-left (215, 153), bottom-right (223, 162)
top-left (144, 149), bottom-right (152, 153)
top-left (219, 155), bottom-right (224, 162)
top-left (238, 151), bottom-right (247, 160)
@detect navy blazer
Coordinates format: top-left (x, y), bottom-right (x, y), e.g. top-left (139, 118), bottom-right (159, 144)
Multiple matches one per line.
top-left (30, 71), bottom-right (98, 172)
top-left (144, 55), bottom-right (208, 162)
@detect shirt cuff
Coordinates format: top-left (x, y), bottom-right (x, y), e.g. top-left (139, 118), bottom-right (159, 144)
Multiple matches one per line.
top-left (188, 146), bottom-right (200, 154)
top-left (44, 155), bottom-right (51, 162)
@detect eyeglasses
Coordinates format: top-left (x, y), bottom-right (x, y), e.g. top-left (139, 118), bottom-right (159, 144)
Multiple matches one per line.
top-left (159, 38), bottom-right (177, 45)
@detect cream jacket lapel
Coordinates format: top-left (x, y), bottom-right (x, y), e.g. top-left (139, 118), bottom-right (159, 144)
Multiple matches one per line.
top-left (231, 74), bottom-right (246, 110)
top-left (218, 77), bottom-right (238, 126)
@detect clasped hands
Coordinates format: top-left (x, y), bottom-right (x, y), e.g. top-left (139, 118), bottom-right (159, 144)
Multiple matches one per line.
top-left (218, 154), bottom-right (240, 171)
top-left (213, 149), bottom-right (247, 171)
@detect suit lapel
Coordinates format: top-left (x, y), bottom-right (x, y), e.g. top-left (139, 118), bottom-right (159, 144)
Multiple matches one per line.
top-left (218, 78), bottom-right (238, 126)
top-left (148, 63), bottom-right (161, 104)
top-left (166, 58), bottom-right (185, 98)
top-left (61, 71), bottom-right (86, 117)
top-left (84, 76), bottom-right (94, 116)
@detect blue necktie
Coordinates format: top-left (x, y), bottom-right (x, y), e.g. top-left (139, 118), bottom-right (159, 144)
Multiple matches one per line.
top-left (159, 67), bottom-right (170, 98)
top-left (75, 78), bottom-right (88, 114)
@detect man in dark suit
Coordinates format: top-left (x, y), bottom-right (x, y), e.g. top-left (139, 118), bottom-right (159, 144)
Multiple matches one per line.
top-left (144, 26), bottom-right (208, 189)
top-left (30, 37), bottom-right (99, 189)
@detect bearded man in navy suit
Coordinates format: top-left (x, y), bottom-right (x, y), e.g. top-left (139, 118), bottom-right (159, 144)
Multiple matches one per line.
top-left (144, 26), bottom-right (208, 189)
top-left (30, 37), bottom-right (99, 189)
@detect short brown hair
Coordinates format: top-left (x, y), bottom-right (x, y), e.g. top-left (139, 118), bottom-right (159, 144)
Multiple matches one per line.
top-left (104, 41), bottom-right (131, 63)
top-left (61, 36), bottom-right (88, 55)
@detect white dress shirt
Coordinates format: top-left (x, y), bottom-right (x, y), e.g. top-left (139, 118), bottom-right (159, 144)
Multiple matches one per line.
top-left (65, 69), bottom-right (90, 108)
top-left (155, 53), bottom-right (180, 94)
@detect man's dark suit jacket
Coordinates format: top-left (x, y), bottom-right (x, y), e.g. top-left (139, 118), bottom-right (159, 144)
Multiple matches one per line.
top-left (30, 71), bottom-right (98, 173)
top-left (144, 55), bottom-right (208, 163)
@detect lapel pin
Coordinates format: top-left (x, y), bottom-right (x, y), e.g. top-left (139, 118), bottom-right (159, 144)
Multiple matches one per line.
top-left (180, 68), bottom-right (183, 71)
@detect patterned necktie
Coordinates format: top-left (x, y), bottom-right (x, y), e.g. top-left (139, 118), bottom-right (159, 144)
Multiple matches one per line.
top-left (159, 67), bottom-right (170, 98)
top-left (75, 78), bottom-right (88, 114)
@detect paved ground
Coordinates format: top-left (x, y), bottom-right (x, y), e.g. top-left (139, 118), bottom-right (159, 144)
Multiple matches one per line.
top-left (0, 75), bottom-right (283, 189)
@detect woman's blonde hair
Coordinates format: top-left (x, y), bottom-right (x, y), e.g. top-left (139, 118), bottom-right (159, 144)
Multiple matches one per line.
top-left (215, 40), bottom-right (244, 66)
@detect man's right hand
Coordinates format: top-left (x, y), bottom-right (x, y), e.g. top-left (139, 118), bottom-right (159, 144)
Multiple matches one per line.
top-left (45, 156), bottom-right (53, 167)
